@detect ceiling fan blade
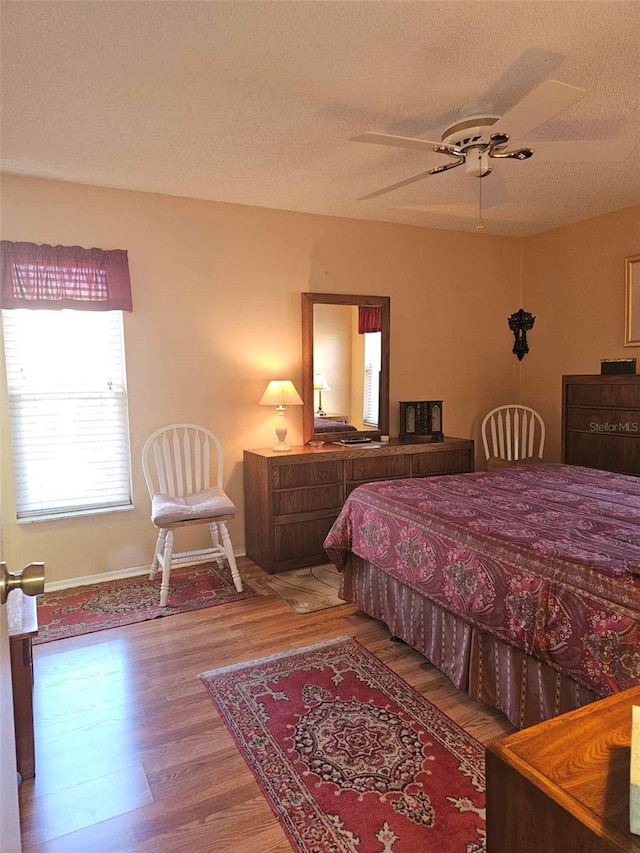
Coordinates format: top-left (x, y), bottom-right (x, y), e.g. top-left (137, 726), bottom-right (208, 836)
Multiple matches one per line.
top-left (489, 79), bottom-right (586, 143)
top-left (351, 131), bottom-right (443, 153)
top-left (523, 139), bottom-right (637, 162)
top-left (476, 171), bottom-right (509, 209)
top-left (357, 167), bottom-right (436, 200)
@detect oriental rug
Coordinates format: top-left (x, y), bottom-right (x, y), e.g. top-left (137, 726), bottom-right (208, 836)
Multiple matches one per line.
top-left (199, 636), bottom-right (486, 853)
top-left (34, 562), bottom-right (257, 644)
top-left (249, 563), bottom-right (347, 613)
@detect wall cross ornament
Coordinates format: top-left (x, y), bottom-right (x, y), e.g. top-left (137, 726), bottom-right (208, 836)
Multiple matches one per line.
top-left (508, 308), bottom-right (535, 361)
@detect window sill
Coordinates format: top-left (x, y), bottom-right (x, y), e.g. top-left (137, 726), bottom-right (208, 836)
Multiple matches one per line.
top-left (17, 503), bottom-right (134, 524)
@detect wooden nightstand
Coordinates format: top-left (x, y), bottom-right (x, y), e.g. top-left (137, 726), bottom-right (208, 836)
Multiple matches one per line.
top-left (8, 590), bottom-right (38, 781)
top-left (486, 686), bottom-right (640, 852)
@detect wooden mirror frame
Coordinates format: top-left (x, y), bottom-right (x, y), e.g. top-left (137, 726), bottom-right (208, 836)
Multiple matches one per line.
top-left (301, 292), bottom-right (390, 445)
top-left (625, 254), bottom-right (640, 347)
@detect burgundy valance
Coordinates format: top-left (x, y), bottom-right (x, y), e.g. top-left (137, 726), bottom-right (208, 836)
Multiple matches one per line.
top-left (0, 241), bottom-right (133, 311)
top-left (358, 305), bottom-right (382, 334)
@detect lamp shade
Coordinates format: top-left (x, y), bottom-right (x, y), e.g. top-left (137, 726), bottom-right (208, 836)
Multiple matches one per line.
top-left (259, 380), bottom-right (303, 407)
top-left (313, 373), bottom-right (330, 391)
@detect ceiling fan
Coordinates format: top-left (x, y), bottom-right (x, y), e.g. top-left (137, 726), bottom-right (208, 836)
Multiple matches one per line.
top-left (351, 79), bottom-right (636, 203)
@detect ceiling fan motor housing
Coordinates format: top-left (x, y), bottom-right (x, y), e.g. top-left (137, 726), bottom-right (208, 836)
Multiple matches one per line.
top-left (440, 115), bottom-right (499, 150)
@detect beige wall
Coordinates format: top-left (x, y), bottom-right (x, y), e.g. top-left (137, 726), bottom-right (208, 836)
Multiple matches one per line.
top-left (521, 205), bottom-right (640, 461)
top-left (312, 303), bottom-right (352, 418)
top-left (1, 173), bottom-right (522, 583)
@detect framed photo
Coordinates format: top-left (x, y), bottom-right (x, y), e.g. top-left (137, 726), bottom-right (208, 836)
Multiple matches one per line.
top-left (625, 254), bottom-right (640, 347)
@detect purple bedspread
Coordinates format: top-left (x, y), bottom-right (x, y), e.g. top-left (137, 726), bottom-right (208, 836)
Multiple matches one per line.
top-left (324, 463), bottom-right (640, 697)
top-left (314, 417), bottom-right (357, 434)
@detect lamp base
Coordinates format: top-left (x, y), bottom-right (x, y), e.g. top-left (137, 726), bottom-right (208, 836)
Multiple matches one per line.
top-left (273, 408), bottom-right (291, 451)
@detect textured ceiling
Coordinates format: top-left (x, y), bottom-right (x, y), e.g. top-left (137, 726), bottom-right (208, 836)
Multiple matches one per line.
top-left (1, 1), bottom-right (639, 237)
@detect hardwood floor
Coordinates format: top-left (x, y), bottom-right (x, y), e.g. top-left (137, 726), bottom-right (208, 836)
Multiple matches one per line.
top-left (18, 558), bottom-right (515, 853)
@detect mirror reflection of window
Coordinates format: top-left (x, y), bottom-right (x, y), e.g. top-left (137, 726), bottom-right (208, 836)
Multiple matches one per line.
top-left (363, 332), bottom-right (381, 426)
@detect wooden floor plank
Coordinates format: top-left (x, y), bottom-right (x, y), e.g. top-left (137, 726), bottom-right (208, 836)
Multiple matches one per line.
top-left (19, 557), bottom-right (514, 852)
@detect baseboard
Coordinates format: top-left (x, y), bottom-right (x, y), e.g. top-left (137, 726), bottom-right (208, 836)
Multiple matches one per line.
top-left (44, 548), bottom-right (247, 592)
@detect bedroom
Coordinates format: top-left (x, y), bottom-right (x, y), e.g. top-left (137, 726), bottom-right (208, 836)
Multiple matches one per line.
top-left (1, 1), bottom-right (639, 851)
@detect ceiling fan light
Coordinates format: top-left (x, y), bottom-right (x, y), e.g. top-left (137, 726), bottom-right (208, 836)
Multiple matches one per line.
top-left (466, 150), bottom-right (491, 178)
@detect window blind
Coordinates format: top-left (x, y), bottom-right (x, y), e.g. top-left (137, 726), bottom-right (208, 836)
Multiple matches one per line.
top-left (362, 331), bottom-right (381, 427)
top-left (2, 309), bottom-right (132, 519)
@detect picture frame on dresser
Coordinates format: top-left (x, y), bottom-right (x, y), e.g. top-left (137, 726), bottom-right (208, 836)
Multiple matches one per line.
top-left (625, 253), bottom-right (640, 347)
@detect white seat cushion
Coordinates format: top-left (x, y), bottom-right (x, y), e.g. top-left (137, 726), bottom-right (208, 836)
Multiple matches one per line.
top-left (151, 486), bottom-right (236, 526)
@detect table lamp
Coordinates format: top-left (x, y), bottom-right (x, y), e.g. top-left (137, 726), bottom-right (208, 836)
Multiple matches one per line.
top-left (259, 380), bottom-right (303, 452)
top-left (313, 373), bottom-right (330, 416)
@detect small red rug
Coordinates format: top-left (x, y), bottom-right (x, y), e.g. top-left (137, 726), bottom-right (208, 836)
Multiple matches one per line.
top-left (34, 562), bottom-right (258, 644)
top-left (200, 636), bottom-right (486, 853)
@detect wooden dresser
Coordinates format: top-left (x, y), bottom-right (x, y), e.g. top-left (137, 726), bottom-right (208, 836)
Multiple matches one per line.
top-left (562, 374), bottom-right (640, 476)
top-left (244, 436), bottom-right (474, 573)
top-left (486, 685), bottom-right (640, 853)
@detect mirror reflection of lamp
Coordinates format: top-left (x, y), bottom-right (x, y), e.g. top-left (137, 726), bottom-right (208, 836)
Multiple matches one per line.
top-left (313, 373), bottom-right (330, 416)
top-left (259, 380), bottom-right (303, 452)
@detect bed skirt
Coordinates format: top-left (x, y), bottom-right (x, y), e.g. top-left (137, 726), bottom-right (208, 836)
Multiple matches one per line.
top-left (340, 555), bottom-right (598, 729)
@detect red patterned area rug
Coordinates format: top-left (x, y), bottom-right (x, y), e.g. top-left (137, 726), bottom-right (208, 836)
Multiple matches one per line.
top-left (34, 562), bottom-right (258, 644)
top-left (200, 636), bottom-right (486, 853)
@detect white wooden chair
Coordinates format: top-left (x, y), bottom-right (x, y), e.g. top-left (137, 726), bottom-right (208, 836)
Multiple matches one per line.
top-left (481, 405), bottom-right (546, 468)
top-left (142, 424), bottom-right (242, 606)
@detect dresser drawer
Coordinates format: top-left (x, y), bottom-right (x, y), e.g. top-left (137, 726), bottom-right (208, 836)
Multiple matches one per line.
top-left (566, 382), bottom-right (640, 409)
top-left (413, 448), bottom-right (473, 475)
top-left (275, 514), bottom-right (338, 562)
top-left (566, 407), bottom-right (640, 434)
top-left (565, 431), bottom-right (640, 476)
top-left (274, 484), bottom-right (344, 515)
top-left (346, 455), bottom-right (411, 483)
top-left (273, 460), bottom-right (343, 489)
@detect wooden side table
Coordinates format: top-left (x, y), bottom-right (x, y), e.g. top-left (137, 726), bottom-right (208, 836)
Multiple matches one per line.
top-left (486, 685), bottom-right (640, 853)
top-left (8, 589), bottom-right (38, 781)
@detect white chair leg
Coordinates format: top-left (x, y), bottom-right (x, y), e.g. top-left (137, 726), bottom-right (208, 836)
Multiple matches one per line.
top-left (160, 529), bottom-right (174, 607)
top-left (209, 522), bottom-right (225, 569)
top-left (218, 521), bottom-right (242, 592)
top-left (150, 529), bottom-right (166, 580)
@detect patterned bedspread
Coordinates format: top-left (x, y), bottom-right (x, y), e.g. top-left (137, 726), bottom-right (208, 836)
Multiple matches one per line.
top-left (324, 463), bottom-right (640, 697)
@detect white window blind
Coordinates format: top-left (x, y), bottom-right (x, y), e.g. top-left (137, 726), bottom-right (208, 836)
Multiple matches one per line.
top-left (2, 309), bottom-right (132, 520)
top-left (362, 331), bottom-right (381, 427)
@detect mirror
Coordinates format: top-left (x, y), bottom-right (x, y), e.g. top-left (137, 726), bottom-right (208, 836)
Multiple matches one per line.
top-left (625, 254), bottom-right (640, 346)
top-left (302, 293), bottom-right (390, 444)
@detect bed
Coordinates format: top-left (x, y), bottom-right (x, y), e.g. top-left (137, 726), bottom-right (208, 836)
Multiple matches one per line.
top-left (324, 463), bottom-right (640, 728)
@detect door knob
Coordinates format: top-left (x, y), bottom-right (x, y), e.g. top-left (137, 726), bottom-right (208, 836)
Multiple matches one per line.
top-left (0, 561), bottom-right (45, 605)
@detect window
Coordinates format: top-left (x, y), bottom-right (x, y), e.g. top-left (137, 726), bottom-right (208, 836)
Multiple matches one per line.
top-left (2, 309), bottom-right (132, 520)
top-left (362, 331), bottom-right (381, 427)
